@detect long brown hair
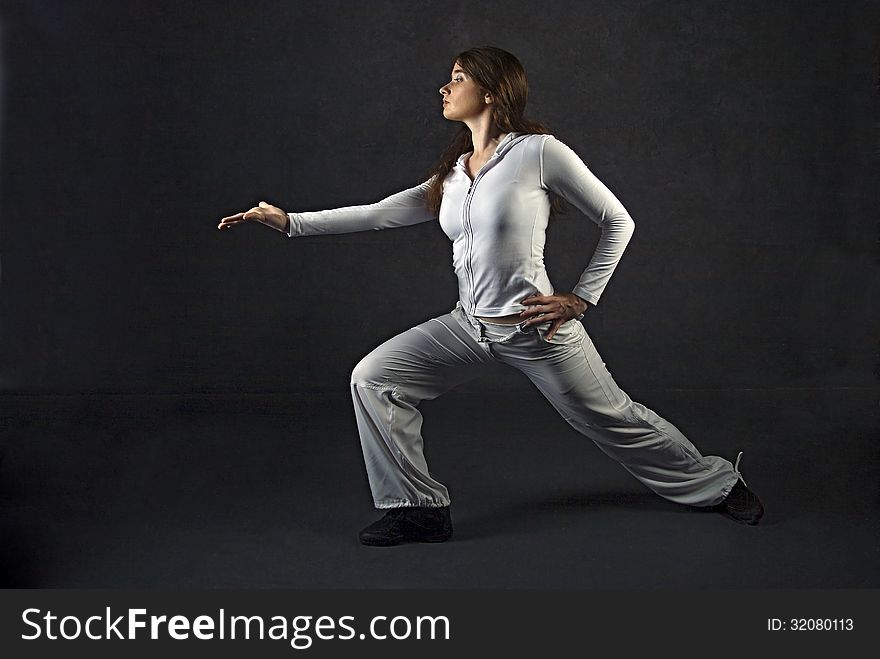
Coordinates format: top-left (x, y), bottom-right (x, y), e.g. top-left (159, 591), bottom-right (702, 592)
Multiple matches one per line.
top-left (425, 46), bottom-right (566, 217)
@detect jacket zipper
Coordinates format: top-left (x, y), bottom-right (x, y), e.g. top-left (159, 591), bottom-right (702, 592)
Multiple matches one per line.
top-left (459, 133), bottom-right (520, 314)
top-left (461, 175), bottom-right (482, 315)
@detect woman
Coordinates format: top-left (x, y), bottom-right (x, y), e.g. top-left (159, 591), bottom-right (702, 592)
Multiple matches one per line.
top-left (218, 46), bottom-right (763, 546)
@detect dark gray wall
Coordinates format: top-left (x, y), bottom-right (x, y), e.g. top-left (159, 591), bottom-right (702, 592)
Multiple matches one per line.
top-left (1, 0), bottom-right (877, 394)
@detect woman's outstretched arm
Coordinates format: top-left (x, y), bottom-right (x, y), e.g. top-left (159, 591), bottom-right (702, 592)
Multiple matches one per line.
top-left (218, 178), bottom-right (438, 236)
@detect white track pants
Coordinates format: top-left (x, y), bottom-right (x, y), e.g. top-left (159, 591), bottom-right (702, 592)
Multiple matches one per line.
top-left (350, 302), bottom-right (739, 509)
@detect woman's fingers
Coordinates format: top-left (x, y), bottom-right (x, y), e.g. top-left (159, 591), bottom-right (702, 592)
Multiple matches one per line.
top-left (519, 294), bottom-right (570, 328)
top-left (519, 293), bottom-right (586, 328)
top-left (520, 305), bottom-right (549, 318)
top-left (217, 211), bottom-right (247, 230)
top-left (217, 203), bottom-right (282, 231)
top-left (521, 294), bottom-right (551, 307)
top-left (519, 306), bottom-right (560, 328)
top-left (544, 317), bottom-right (566, 341)
top-left (519, 310), bottom-right (550, 327)
top-left (520, 301), bottom-right (558, 323)
top-left (218, 209), bottom-right (262, 230)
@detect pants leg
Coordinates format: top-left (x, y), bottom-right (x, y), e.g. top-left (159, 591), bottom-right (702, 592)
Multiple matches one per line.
top-left (350, 309), bottom-right (494, 508)
top-left (474, 315), bottom-right (739, 507)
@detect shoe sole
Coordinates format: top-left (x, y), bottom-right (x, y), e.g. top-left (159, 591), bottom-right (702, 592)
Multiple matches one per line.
top-left (717, 504), bottom-right (764, 526)
top-left (360, 531), bottom-right (453, 547)
top-left (692, 503), bottom-right (764, 526)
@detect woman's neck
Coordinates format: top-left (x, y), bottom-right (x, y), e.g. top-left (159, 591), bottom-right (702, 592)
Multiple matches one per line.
top-left (466, 118), bottom-right (509, 159)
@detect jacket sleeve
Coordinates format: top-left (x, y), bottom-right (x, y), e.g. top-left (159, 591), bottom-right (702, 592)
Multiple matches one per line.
top-left (540, 135), bottom-right (635, 306)
top-left (287, 178), bottom-right (437, 237)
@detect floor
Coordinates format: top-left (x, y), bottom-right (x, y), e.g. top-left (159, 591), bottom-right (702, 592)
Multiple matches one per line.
top-left (1, 386), bottom-right (877, 588)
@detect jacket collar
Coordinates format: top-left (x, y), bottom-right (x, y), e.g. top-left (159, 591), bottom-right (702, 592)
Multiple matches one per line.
top-left (454, 131), bottom-right (525, 168)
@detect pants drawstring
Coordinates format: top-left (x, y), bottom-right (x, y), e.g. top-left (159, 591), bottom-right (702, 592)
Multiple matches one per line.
top-left (733, 450), bottom-right (746, 487)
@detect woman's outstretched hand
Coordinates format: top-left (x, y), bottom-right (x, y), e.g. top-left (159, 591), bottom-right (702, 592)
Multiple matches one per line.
top-left (217, 201), bottom-right (289, 233)
top-left (519, 292), bottom-right (589, 341)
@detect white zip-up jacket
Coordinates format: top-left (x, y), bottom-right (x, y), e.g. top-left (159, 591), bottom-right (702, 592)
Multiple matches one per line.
top-left (287, 132), bottom-right (635, 315)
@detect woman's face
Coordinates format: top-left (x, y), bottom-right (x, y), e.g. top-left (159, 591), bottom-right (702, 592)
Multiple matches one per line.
top-left (439, 61), bottom-right (488, 122)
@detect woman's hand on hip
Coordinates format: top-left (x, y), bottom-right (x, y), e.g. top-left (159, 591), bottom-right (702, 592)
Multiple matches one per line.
top-left (519, 292), bottom-right (589, 341)
top-left (217, 201), bottom-right (289, 233)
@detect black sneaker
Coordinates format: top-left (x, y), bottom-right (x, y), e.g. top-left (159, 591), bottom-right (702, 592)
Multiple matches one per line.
top-left (711, 450), bottom-right (764, 525)
top-left (359, 506), bottom-right (453, 546)
top-left (716, 479), bottom-right (764, 525)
